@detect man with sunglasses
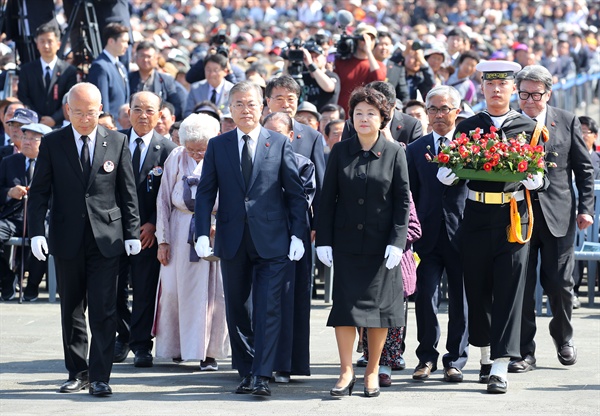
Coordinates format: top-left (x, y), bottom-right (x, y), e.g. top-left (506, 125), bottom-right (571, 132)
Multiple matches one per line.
top-left (510, 65), bottom-right (594, 374)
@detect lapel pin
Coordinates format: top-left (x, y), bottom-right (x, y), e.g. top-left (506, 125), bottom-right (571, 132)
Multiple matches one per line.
top-left (297, 134), bottom-right (302, 139)
top-left (265, 142), bottom-right (270, 147)
top-left (155, 145), bottom-right (161, 150)
top-left (377, 151), bottom-right (381, 156)
top-left (102, 141), bottom-right (107, 147)
top-left (551, 122), bottom-right (556, 127)
top-left (151, 166), bottom-right (163, 176)
top-left (103, 160), bottom-right (115, 172)
top-left (396, 125), bottom-right (402, 130)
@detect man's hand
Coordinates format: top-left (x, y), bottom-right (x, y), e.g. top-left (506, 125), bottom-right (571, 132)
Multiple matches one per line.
top-left (577, 213), bottom-right (594, 230)
top-left (40, 116), bottom-right (56, 127)
top-left (436, 167), bottom-right (458, 186)
top-left (384, 245), bottom-right (403, 270)
top-left (316, 246), bottom-right (333, 267)
top-left (288, 235), bottom-right (305, 261)
top-left (302, 48), bottom-right (314, 66)
top-left (520, 172), bottom-right (544, 190)
top-left (31, 236), bottom-right (48, 261)
top-left (362, 33), bottom-right (375, 53)
top-left (8, 185), bottom-right (28, 200)
top-left (139, 223), bottom-right (157, 249)
top-left (195, 235), bottom-right (213, 258)
top-left (157, 243), bottom-right (170, 266)
top-left (125, 239), bottom-right (142, 256)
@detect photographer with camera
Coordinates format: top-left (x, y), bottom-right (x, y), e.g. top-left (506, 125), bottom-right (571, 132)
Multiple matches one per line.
top-left (185, 32), bottom-right (245, 86)
top-left (333, 24), bottom-right (386, 115)
top-left (301, 40), bottom-right (340, 111)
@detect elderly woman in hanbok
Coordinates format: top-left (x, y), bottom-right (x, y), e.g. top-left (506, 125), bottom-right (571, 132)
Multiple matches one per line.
top-left (153, 113), bottom-right (229, 370)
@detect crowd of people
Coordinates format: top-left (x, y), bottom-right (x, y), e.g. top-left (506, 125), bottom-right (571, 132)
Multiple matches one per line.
top-left (0, 0), bottom-right (599, 400)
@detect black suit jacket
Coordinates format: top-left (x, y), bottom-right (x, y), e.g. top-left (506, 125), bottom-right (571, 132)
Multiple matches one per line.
top-left (27, 125), bottom-right (140, 259)
top-left (341, 109), bottom-right (423, 145)
top-left (87, 52), bottom-right (130, 117)
top-left (128, 71), bottom-right (186, 120)
top-left (536, 106), bottom-right (594, 238)
top-left (406, 133), bottom-right (468, 254)
top-left (590, 151), bottom-right (600, 180)
top-left (17, 59), bottom-right (78, 125)
top-left (0, 153), bottom-right (27, 221)
top-left (0, 145), bottom-right (16, 163)
top-left (385, 61), bottom-right (410, 104)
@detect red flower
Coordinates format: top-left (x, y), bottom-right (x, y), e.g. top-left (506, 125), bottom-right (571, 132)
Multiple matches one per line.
top-left (534, 145), bottom-right (543, 153)
top-left (471, 145), bottom-right (481, 153)
top-left (518, 161), bottom-right (528, 172)
top-left (490, 126), bottom-right (497, 134)
top-left (537, 158), bottom-right (545, 168)
top-left (438, 153), bottom-right (450, 163)
top-left (483, 162), bottom-right (493, 172)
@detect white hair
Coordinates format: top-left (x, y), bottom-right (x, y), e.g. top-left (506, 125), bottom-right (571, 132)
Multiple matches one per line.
top-left (179, 113), bottom-right (220, 146)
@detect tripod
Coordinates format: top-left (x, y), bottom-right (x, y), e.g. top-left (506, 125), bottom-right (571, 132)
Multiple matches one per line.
top-left (0, 0), bottom-right (37, 64)
top-left (59, 0), bottom-right (102, 70)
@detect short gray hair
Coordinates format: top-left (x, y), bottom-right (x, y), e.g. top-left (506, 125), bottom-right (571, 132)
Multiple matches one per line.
top-left (229, 80), bottom-right (263, 105)
top-left (425, 85), bottom-right (461, 109)
top-left (515, 65), bottom-right (553, 91)
top-left (179, 113), bottom-right (220, 146)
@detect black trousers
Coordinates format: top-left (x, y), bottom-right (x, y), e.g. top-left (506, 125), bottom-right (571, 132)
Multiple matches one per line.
top-left (461, 202), bottom-right (529, 360)
top-left (220, 224), bottom-right (289, 378)
top-left (521, 201), bottom-right (576, 356)
top-left (54, 220), bottom-right (119, 383)
top-left (415, 221), bottom-right (469, 369)
top-left (115, 246), bottom-right (161, 353)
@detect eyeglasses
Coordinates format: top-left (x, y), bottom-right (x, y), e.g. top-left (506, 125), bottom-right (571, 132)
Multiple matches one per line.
top-left (582, 130), bottom-right (595, 135)
top-left (426, 106), bottom-right (456, 115)
top-left (518, 91), bottom-right (547, 101)
top-left (270, 96), bottom-right (297, 105)
top-left (185, 148), bottom-right (206, 157)
top-left (21, 136), bottom-right (42, 142)
top-left (231, 102), bottom-right (260, 110)
top-left (131, 108), bottom-right (158, 116)
top-left (70, 110), bottom-right (100, 119)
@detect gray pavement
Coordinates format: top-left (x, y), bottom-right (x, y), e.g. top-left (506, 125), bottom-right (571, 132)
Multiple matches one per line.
top-left (1, 291), bottom-right (599, 416)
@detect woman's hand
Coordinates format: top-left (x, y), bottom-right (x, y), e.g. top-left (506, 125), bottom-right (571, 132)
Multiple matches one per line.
top-left (157, 243), bottom-right (170, 266)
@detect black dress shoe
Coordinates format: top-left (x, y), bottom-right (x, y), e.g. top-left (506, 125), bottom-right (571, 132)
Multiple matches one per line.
top-left (330, 375), bottom-right (356, 397)
top-left (508, 354), bottom-right (536, 373)
top-left (133, 350), bottom-right (153, 368)
top-left (487, 375), bottom-right (508, 394)
top-left (89, 381), bottom-right (112, 396)
top-left (235, 375), bottom-right (253, 394)
top-left (443, 367), bottom-right (464, 382)
top-left (113, 340), bottom-right (130, 363)
top-left (557, 340), bottom-right (577, 366)
top-left (479, 363), bottom-right (492, 383)
top-left (252, 376), bottom-right (271, 396)
top-left (59, 378), bottom-right (89, 393)
top-left (363, 387), bottom-right (380, 397)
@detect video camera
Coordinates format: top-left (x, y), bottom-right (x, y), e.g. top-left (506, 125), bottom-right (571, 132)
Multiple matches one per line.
top-left (281, 37), bottom-right (305, 80)
top-left (212, 30), bottom-right (230, 58)
top-left (335, 10), bottom-right (360, 60)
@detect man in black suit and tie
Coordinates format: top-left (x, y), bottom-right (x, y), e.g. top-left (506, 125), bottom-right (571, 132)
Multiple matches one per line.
top-left (406, 85), bottom-right (469, 383)
top-left (0, 122), bottom-right (51, 301)
top-left (341, 81), bottom-right (422, 145)
top-left (28, 83), bottom-right (141, 397)
top-left (87, 23), bottom-right (130, 118)
top-left (128, 41), bottom-right (186, 120)
top-left (17, 21), bottom-right (78, 129)
top-left (113, 91), bottom-right (177, 366)
top-left (509, 65), bottom-right (594, 373)
top-left (195, 81), bottom-right (308, 397)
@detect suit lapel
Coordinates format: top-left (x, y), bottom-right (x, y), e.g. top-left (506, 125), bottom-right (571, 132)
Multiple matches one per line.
top-left (59, 126), bottom-right (86, 186)
top-left (88, 126), bottom-right (109, 189)
top-left (34, 61), bottom-right (44, 92)
top-left (390, 111), bottom-right (402, 138)
top-left (226, 129), bottom-right (245, 191)
top-left (139, 131), bottom-right (161, 185)
top-left (249, 127), bottom-right (271, 191)
top-left (546, 106), bottom-right (558, 145)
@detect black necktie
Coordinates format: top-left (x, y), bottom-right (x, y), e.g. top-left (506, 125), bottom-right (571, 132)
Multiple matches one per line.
top-left (80, 135), bottom-right (91, 182)
top-left (437, 136), bottom-right (445, 150)
top-left (116, 62), bottom-right (127, 86)
top-left (27, 158), bottom-right (35, 184)
top-left (241, 135), bottom-right (253, 188)
top-left (132, 137), bottom-right (143, 174)
top-left (44, 66), bottom-right (51, 90)
top-left (210, 88), bottom-right (217, 104)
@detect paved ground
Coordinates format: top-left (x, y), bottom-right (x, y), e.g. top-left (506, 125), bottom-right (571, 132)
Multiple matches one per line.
top-left (1, 290), bottom-right (599, 416)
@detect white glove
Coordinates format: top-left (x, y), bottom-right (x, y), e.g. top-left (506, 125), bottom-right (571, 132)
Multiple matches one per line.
top-left (31, 236), bottom-right (48, 261)
top-left (124, 239), bottom-right (142, 256)
top-left (384, 245), bottom-right (403, 270)
top-left (288, 235), bottom-right (305, 261)
top-left (316, 246), bottom-right (333, 267)
top-left (436, 167), bottom-right (458, 186)
top-left (194, 235), bottom-right (213, 258)
top-left (520, 172), bottom-right (543, 190)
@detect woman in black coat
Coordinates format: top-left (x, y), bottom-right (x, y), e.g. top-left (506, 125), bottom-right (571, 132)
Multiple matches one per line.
top-left (316, 87), bottom-right (410, 397)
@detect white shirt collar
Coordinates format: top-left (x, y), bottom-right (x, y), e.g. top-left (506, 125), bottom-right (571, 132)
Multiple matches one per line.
top-left (131, 129), bottom-right (154, 147)
top-left (103, 49), bottom-right (119, 65)
top-left (40, 56), bottom-right (58, 72)
top-left (433, 129), bottom-right (455, 153)
top-left (72, 126), bottom-right (98, 144)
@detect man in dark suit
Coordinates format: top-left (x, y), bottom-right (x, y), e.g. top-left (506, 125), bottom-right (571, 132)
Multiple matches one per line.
top-left (17, 21), bottom-right (78, 129)
top-left (341, 81), bottom-right (422, 145)
top-left (128, 41), bottom-right (186, 120)
top-left (406, 85), bottom-right (469, 383)
top-left (195, 81), bottom-right (307, 396)
top-left (0, 107), bottom-right (38, 163)
top-left (113, 91), bottom-right (177, 366)
top-left (0, 122), bottom-right (51, 301)
top-left (510, 65), bottom-right (594, 373)
top-left (28, 83), bottom-right (141, 397)
top-left (87, 23), bottom-right (130, 118)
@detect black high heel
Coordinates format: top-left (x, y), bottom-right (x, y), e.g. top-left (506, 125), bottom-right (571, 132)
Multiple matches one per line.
top-left (363, 386), bottom-right (381, 397)
top-left (330, 375), bottom-right (357, 397)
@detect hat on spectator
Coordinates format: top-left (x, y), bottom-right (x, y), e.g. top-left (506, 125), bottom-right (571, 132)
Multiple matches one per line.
top-left (424, 43), bottom-right (447, 59)
top-left (354, 24), bottom-right (378, 39)
top-left (476, 60), bottom-right (521, 80)
top-left (8, 108), bottom-right (38, 124)
top-left (296, 101), bottom-right (321, 121)
top-left (193, 105), bottom-right (220, 122)
top-left (221, 110), bottom-right (233, 120)
top-left (489, 50), bottom-right (508, 60)
top-left (21, 123), bottom-right (52, 135)
top-left (304, 40), bottom-right (324, 55)
top-left (513, 43), bottom-right (529, 52)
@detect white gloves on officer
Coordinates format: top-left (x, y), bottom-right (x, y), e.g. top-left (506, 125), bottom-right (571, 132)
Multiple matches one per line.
top-left (436, 167), bottom-right (458, 186)
top-left (194, 235), bottom-right (213, 258)
top-left (31, 236), bottom-right (48, 261)
top-left (520, 172), bottom-right (544, 190)
top-left (125, 239), bottom-right (142, 256)
top-left (384, 245), bottom-right (403, 270)
top-left (316, 246), bottom-right (333, 267)
top-left (288, 235), bottom-right (305, 261)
